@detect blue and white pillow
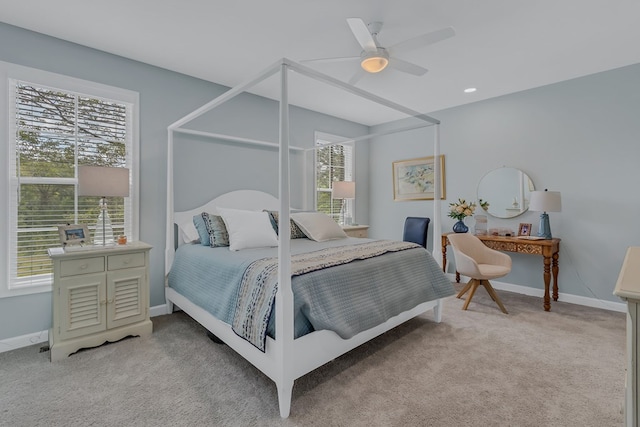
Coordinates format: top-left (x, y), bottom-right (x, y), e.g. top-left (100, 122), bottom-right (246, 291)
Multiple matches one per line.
top-left (193, 214), bottom-right (211, 246)
top-left (265, 210), bottom-right (308, 239)
top-left (193, 212), bottom-right (229, 247)
top-left (203, 212), bottom-right (230, 247)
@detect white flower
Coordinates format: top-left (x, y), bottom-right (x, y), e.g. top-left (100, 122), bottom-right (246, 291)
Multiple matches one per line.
top-left (448, 198), bottom-right (478, 221)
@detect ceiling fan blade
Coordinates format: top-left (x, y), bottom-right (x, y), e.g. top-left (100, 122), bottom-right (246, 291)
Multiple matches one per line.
top-left (389, 26), bottom-right (455, 54)
top-left (300, 56), bottom-right (360, 64)
top-left (347, 18), bottom-right (377, 53)
top-left (389, 58), bottom-right (428, 76)
top-left (347, 69), bottom-right (366, 85)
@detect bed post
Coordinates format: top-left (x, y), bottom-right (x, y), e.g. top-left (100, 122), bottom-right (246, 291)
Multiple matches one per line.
top-left (432, 124), bottom-right (442, 265)
top-left (165, 129), bottom-right (175, 313)
top-left (275, 60), bottom-right (294, 418)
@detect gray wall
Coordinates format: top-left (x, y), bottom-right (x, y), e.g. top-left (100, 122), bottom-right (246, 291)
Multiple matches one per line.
top-left (369, 63), bottom-right (640, 304)
top-left (0, 22), bottom-right (368, 340)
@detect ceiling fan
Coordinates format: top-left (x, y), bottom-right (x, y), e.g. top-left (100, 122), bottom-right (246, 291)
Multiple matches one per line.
top-left (303, 18), bottom-right (455, 85)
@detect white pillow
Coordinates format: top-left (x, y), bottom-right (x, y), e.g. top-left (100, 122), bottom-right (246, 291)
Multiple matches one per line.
top-left (217, 207), bottom-right (279, 251)
top-left (291, 212), bottom-right (347, 242)
top-left (179, 220), bottom-right (199, 244)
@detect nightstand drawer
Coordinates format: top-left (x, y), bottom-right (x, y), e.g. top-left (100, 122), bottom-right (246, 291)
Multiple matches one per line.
top-left (60, 257), bottom-right (105, 277)
top-left (342, 225), bottom-right (369, 238)
top-left (349, 229), bottom-right (368, 238)
top-left (108, 252), bottom-right (146, 270)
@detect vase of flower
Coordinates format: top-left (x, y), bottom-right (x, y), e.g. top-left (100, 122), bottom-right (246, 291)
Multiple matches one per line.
top-left (452, 220), bottom-right (469, 233)
top-left (448, 198), bottom-right (476, 233)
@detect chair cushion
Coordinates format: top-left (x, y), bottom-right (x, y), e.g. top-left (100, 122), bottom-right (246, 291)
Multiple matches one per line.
top-left (477, 264), bottom-right (511, 280)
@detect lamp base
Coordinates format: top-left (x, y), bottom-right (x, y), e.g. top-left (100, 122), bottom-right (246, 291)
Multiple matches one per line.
top-left (94, 203), bottom-right (115, 246)
top-left (536, 212), bottom-right (552, 239)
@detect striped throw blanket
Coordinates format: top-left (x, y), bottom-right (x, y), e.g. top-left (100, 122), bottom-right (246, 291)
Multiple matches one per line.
top-left (232, 240), bottom-right (420, 351)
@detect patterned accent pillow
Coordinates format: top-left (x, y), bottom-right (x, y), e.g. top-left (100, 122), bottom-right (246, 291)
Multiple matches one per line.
top-left (266, 210), bottom-right (308, 239)
top-left (201, 212), bottom-right (230, 247)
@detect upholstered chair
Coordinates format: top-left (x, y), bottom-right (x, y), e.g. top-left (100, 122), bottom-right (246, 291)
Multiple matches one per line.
top-left (447, 233), bottom-right (511, 314)
top-left (403, 217), bottom-right (430, 248)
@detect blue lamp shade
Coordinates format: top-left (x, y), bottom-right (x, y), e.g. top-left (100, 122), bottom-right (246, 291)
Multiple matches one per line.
top-left (529, 190), bottom-right (562, 239)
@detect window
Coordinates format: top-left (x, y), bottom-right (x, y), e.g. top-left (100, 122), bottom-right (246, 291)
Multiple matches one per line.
top-left (3, 64), bottom-right (139, 297)
top-left (314, 132), bottom-right (354, 223)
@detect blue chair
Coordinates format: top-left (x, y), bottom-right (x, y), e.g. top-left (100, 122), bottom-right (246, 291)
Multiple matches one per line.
top-left (403, 217), bottom-right (430, 248)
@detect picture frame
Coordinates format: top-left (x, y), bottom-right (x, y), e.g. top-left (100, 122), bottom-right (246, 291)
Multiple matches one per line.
top-left (518, 223), bottom-right (532, 236)
top-left (58, 224), bottom-right (91, 246)
top-left (392, 155), bottom-right (446, 201)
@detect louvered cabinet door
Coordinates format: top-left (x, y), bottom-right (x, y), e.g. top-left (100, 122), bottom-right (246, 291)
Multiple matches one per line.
top-left (106, 267), bottom-right (147, 329)
top-left (58, 273), bottom-right (107, 340)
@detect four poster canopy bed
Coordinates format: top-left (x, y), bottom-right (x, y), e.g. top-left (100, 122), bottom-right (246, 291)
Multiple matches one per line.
top-left (164, 58), bottom-right (453, 418)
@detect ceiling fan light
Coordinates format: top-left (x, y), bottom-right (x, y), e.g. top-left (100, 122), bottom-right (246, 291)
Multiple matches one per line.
top-left (360, 49), bottom-right (389, 73)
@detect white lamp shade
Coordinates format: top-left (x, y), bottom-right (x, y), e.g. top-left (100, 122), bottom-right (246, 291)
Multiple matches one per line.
top-left (529, 190), bottom-right (561, 212)
top-left (332, 181), bottom-right (355, 199)
top-left (78, 166), bottom-right (130, 197)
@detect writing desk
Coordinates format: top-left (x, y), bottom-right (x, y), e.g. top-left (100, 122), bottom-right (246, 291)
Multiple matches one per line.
top-left (441, 233), bottom-right (561, 311)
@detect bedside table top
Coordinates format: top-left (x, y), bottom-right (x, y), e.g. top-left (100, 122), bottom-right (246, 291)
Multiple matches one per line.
top-left (341, 224), bottom-right (369, 231)
top-left (48, 241), bottom-right (152, 258)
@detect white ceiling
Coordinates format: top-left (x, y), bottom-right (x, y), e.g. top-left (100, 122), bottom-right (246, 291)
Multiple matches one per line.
top-left (1, 0), bottom-right (639, 125)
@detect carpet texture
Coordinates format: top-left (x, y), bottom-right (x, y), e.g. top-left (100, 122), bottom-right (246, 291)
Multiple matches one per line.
top-left (0, 285), bottom-right (625, 426)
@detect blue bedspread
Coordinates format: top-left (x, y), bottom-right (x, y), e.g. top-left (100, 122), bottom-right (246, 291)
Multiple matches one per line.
top-left (167, 238), bottom-right (454, 343)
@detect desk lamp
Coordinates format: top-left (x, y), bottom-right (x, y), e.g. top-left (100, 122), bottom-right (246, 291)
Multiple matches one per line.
top-left (332, 181), bottom-right (355, 225)
top-left (529, 189), bottom-right (561, 239)
top-left (78, 166), bottom-right (130, 245)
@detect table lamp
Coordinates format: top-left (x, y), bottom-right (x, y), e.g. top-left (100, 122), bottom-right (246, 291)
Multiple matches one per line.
top-left (78, 166), bottom-right (130, 245)
top-left (332, 181), bottom-right (355, 225)
top-left (529, 189), bottom-right (561, 239)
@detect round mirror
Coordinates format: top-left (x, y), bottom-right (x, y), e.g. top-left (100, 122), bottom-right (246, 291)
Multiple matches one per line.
top-left (477, 168), bottom-right (535, 218)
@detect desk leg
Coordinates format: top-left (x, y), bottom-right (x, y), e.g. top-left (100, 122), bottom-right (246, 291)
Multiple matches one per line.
top-left (552, 252), bottom-right (559, 301)
top-left (442, 241), bottom-right (461, 283)
top-left (543, 256), bottom-right (551, 311)
top-left (441, 244), bottom-right (447, 274)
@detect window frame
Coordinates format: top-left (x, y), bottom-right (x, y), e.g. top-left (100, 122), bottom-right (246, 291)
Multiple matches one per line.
top-left (313, 131), bottom-right (355, 223)
top-left (1, 61), bottom-right (140, 298)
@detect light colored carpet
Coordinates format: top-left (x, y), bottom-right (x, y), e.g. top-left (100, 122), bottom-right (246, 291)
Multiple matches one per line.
top-left (0, 284), bottom-right (626, 427)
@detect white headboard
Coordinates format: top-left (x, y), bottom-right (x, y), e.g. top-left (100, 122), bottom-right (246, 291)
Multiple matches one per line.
top-left (174, 190), bottom-right (281, 247)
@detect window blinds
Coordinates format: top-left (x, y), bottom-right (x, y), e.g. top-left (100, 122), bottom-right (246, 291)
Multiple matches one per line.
top-left (315, 140), bottom-right (354, 222)
top-left (9, 81), bottom-right (132, 290)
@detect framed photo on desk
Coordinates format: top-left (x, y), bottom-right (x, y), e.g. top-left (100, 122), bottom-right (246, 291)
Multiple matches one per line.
top-left (58, 224), bottom-right (91, 246)
top-left (518, 223), bottom-right (532, 236)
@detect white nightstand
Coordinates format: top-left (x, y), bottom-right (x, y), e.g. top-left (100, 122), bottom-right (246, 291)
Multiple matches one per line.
top-left (342, 225), bottom-right (369, 238)
top-left (47, 241), bottom-right (153, 361)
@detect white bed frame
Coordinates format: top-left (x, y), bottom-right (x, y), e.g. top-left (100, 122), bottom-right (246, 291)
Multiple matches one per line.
top-left (164, 59), bottom-right (444, 418)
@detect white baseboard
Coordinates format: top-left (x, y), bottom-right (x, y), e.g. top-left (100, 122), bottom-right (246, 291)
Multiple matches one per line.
top-left (1, 304), bottom-right (169, 354)
top-left (0, 330), bottom-right (48, 354)
top-left (149, 304), bottom-right (168, 317)
top-left (447, 273), bottom-right (626, 313)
